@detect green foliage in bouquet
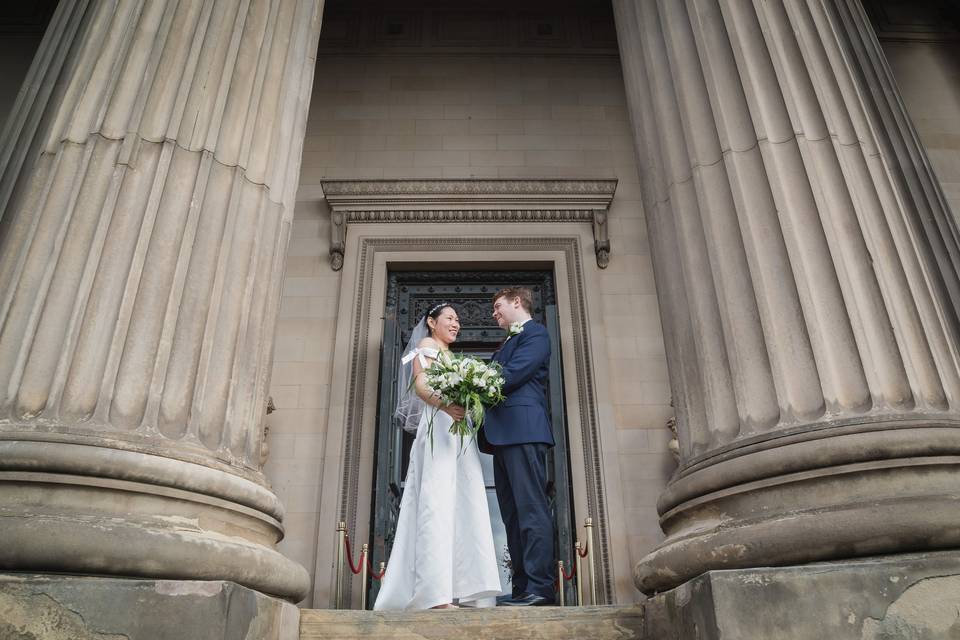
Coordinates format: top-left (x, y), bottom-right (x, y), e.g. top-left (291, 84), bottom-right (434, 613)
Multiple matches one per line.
top-left (419, 350), bottom-right (506, 455)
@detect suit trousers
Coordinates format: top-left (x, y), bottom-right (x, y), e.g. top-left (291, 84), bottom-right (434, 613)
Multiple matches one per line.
top-left (493, 442), bottom-right (555, 599)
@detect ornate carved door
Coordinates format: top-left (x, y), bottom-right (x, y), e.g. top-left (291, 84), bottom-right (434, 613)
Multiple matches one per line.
top-left (368, 269), bottom-right (577, 606)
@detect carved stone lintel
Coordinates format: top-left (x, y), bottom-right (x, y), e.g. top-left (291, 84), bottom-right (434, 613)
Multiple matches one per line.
top-left (321, 179), bottom-right (618, 269)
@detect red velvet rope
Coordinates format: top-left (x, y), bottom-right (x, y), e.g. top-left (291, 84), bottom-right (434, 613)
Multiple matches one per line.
top-left (351, 529), bottom-right (581, 584)
top-left (368, 558), bottom-right (386, 580)
top-left (345, 534), bottom-right (387, 580)
top-left (552, 541), bottom-right (585, 592)
top-left (343, 535), bottom-right (364, 575)
top-left (553, 559), bottom-right (577, 593)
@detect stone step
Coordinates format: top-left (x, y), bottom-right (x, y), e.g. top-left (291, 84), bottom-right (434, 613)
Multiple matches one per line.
top-left (299, 605), bottom-right (644, 640)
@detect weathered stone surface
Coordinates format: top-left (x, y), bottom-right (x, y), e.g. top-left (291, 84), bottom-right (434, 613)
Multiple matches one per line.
top-left (0, 575), bottom-right (299, 640)
top-left (0, 0), bottom-right (324, 601)
top-left (643, 552), bottom-right (960, 640)
top-left (613, 0), bottom-right (960, 594)
top-left (299, 605), bottom-right (643, 640)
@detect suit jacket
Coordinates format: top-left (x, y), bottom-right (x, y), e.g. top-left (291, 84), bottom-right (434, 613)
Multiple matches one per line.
top-left (479, 320), bottom-right (555, 453)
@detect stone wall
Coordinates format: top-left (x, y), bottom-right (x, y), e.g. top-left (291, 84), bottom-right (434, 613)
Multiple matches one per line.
top-left (882, 39), bottom-right (960, 217)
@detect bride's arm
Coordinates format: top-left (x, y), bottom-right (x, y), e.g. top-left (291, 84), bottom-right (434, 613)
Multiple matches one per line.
top-left (413, 338), bottom-right (465, 420)
top-left (411, 347), bottom-right (440, 406)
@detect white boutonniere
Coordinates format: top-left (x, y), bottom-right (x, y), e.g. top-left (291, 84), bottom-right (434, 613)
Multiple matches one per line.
top-left (506, 321), bottom-right (525, 339)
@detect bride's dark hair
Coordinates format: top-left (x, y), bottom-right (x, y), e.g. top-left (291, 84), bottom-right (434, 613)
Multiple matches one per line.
top-left (424, 302), bottom-right (457, 337)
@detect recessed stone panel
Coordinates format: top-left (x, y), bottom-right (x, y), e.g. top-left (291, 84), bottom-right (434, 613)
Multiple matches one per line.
top-left (316, 8), bottom-right (362, 49)
top-left (369, 10), bottom-right (423, 48)
top-left (430, 10), bottom-right (511, 48)
top-left (519, 13), bottom-right (575, 49)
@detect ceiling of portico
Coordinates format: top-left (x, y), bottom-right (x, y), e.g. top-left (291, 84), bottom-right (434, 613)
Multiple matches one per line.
top-left (0, 3), bottom-right (57, 37)
top-left (862, 0), bottom-right (960, 42)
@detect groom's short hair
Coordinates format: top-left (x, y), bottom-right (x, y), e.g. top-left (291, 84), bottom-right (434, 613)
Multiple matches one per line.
top-left (492, 287), bottom-right (533, 314)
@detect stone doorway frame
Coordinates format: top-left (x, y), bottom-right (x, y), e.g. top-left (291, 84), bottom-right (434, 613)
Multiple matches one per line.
top-left (312, 179), bottom-right (624, 608)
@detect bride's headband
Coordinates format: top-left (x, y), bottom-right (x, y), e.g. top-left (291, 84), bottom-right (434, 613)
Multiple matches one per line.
top-left (426, 302), bottom-right (450, 317)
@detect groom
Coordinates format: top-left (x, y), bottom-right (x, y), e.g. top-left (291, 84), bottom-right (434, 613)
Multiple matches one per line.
top-left (480, 287), bottom-right (556, 606)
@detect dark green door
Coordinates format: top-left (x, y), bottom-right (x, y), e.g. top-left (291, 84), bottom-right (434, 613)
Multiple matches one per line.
top-left (368, 269), bottom-right (577, 606)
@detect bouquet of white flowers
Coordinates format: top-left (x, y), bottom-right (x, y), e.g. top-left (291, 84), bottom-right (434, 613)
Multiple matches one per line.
top-left (422, 351), bottom-right (505, 454)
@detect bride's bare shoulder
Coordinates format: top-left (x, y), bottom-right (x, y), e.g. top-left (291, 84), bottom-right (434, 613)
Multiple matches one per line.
top-left (417, 337), bottom-right (440, 350)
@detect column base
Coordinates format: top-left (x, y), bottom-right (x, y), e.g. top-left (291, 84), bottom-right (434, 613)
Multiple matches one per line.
top-left (0, 575), bottom-right (299, 640)
top-left (643, 551), bottom-right (960, 640)
top-left (637, 424), bottom-right (960, 594)
top-left (0, 440), bottom-right (310, 601)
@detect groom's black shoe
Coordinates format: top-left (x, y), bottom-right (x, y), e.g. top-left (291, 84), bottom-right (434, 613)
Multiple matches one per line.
top-left (501, 593), bottom-right (555, 607)
top-left (496, 593), bottom-right (522, 605)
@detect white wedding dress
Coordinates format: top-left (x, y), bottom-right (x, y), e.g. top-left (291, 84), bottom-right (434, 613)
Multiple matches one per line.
top-left (374, 348), bottom-right (502, 610)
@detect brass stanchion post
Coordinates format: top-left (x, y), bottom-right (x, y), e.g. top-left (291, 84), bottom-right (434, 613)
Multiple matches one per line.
top-left (335, 522), bottom-right (346, 609)
top-left (574, 541), bottom-right (584, 606)
top-left (557, 561), bottom-right (566, 607)
top-left (360, 544), bottom-right (369, 610)
top-left (585, 517), bottom-right (597, 605)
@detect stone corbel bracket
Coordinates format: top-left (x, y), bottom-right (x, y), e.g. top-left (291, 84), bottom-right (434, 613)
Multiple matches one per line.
top-left (321, 179), bottom-right (618, 270)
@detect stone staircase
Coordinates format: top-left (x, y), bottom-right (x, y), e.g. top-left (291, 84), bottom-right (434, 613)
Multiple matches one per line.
top-left (299, 605), bottom-right (644, 640)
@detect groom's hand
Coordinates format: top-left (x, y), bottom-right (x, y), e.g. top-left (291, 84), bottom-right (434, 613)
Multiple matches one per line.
top-left (442, 404), bottom-right (466, 421)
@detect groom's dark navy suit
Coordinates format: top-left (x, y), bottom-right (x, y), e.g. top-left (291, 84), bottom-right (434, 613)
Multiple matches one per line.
top-left (480, 319), bottom-right (555, 600)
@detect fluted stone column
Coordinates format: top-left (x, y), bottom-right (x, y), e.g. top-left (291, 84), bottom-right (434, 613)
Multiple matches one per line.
top-left (0, 0), bottom-right (323, 601)
top-left (613, 0), bottom-right (960, 594)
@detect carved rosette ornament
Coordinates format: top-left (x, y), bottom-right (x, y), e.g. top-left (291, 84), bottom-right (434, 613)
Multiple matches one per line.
top-left (321, 179), bottom-right (618, 270)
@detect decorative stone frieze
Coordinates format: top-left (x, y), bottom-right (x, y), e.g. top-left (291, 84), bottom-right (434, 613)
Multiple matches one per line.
top-left (317, 0), bottom-right (620, 56)
top-left (321, 179), bottom-right (618, 270)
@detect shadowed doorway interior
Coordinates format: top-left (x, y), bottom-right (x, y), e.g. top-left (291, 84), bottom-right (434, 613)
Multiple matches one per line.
top-left (368, 267), bottom-right (576, 607)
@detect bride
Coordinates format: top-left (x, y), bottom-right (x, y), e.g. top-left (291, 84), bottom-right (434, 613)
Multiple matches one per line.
top-left (373, 302), bottom-right (503, 610)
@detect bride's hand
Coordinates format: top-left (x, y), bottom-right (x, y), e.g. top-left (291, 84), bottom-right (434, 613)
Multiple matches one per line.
top-left (442, 403), bottom-right (466, 421)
